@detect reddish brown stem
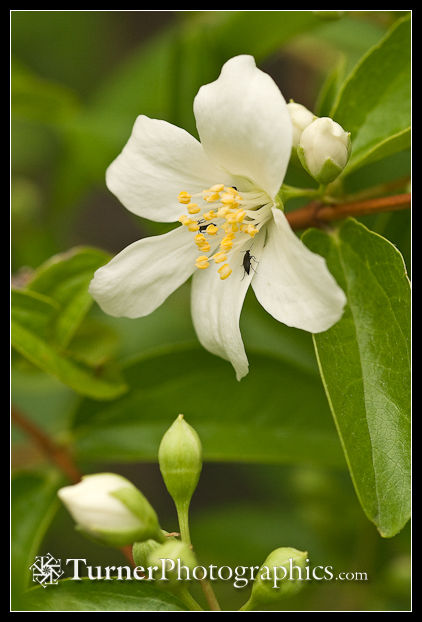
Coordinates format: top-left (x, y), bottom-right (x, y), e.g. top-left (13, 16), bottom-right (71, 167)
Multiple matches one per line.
top-left (12, 406), bottom-right (81, 483)
top-left (286, 193), bottom-right (411, 230)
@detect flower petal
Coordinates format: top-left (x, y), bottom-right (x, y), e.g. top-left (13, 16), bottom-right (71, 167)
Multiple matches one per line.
top-left (191, 232), bottom-right (265, 380)
top-left (193, 55), bottom-right (292, 198)
top-left (252, 208), bottom-right (346, 332)
top-left (89, 225), bottom-right (198, 318)
top-left (106, 115), bottom-right (233, 222)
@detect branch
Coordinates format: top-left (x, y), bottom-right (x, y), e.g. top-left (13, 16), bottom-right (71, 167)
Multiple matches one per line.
top-left (286, 192), bottom-right (411, 231)
top-left (12, 406), bottom-right (81, 483)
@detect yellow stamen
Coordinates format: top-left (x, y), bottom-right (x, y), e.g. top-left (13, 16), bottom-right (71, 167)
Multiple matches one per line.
top-left (220, 237), bottom-right (233, 251)
top-left (206, 224), bottom-right (219, 235)
top-left (187, 203), bottom-right (201, 214)
top-left (212, 251), bottom-right (227, 264)
top-left (187, 222), bottom-right (199, 232)
top-left (198, 242), bottom-right (211, 252)
top-left (203, 191), bottom-right (220, 203)
top-left (223, 222), bottom-right (239, 234)
top-left (195, 233), bottom-right (206, 243)
top-left (218, 264), bottom-right (232, 280)
top-left (203, 210), bottom-right (217, 221)
top-left (196, 256), bottom-right (210, 270)
top-left (210, 183), bottom-right (225, 192)
top-left (178, 191), bottom-right (191, 204)
top-left (179, 214), bottom-right (190, 224)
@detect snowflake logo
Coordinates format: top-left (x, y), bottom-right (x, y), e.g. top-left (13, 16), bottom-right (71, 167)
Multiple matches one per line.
top-left (29, 553), bottom-right (64, 588)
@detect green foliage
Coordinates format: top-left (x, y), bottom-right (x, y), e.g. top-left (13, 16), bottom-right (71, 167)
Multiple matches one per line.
top-left (303, 220), bottom-right (410, 537)
top-left (11, 248), bottom-right (127, 399)
top-left (11, 470), bottom-right (63, 607)
top-left (20, 579), bottom-right (187, 611)
top-left (332, 14), bottom-right (411, 174)
top-left (71, 345), bottom-right (343, 467)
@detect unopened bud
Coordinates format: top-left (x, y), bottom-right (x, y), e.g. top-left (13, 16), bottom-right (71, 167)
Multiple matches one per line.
top-left (132, 531), bottom-right (176, 567)
top-left (58, 473), bottom-right (161, 547)
top-left (287, 102), bottom-right (316, 147)
top-left (298, 117), bottom-right (351, 184)
top-left (148, 540), bottom-right (197, 586)
top-left (158, 415), bottom-right (202, 509)
top-left (242, 547), bottom-right (308, 610)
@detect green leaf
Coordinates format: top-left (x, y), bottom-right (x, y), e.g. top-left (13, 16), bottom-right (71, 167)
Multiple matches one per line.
top-left (71, 345), bottom-right (344, 467)
top-left (11, 470), bottom-right (62, 607)
top-left (11, 289), bottom-right (58, 337)
top-left (19, 578), bottom-right (187, 612)
top-left (27, 246), bottom-right (110, 348)
top-left (302, 219), bottom-right (410, 537)
top-left (11, 289), bottom-right (126, 400)
top-left (314, 56), bottom-right (346, 117)
top-left (332, 14), bottom-right (410, 174)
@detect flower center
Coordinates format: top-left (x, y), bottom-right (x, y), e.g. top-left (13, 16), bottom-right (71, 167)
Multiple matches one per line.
top-left (177, 184), bottom-right (271, 279)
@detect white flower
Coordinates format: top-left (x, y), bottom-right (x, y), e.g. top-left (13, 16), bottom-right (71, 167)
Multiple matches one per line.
top-left (298, 116), bottom-right (351, 184)
top-left (58, 473), bottom-right (160, 546)
top-left (89, 55), bottom-right (346, 380)
top-left (286, 101), bottom-right (316, 147)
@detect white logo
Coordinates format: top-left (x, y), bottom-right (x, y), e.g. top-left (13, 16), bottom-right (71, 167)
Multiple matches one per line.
top-left (29, 553), bottom-right (64, 588)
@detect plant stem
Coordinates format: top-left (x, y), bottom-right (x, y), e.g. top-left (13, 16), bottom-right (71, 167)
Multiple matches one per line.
top-left (176, 501), bottom-right (221, 611)
top-left (11, 405), bottom-right (81, 483)
top-left (178, 587), bottom-right (204, 611)
top-left (286, 192), bottom-right (410, 231)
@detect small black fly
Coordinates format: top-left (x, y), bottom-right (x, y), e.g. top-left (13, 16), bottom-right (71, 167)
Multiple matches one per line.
top-left (242, 249), bottom-right (258, 279)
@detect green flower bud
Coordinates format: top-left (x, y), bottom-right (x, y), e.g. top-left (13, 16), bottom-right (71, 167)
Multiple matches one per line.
top-left (158, 414), bottom-right (202, 509)
top-left (147, 540), bottom-right (197, 587)
top-left (298, 117), bottom-right (351, 184)
top-left (242, 547), bottom-right (308, 610)
top-left (132, 531), bottom-right (176, 567)
top-left (58, 473), bottom-right (162, 547)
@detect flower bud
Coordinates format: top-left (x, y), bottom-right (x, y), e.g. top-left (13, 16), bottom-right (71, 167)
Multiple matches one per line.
top-left (132, 531), bottom-right (176, 567)
top-left (158, 415), bottom-right (202, 509)
top-left (242, 547), bottom-right (308, 610)
top-left (58, 473), bottom-right (162, 547)
top-left (147, 540), bottom-right (197, 586)
top-left (286, 102), bottom-right (316, 147)
top-left (298, 117), bottom-right (351, 184)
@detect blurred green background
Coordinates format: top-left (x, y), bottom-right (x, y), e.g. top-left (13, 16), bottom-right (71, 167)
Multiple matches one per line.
top-left (11, 11), bottom-right (410, 611)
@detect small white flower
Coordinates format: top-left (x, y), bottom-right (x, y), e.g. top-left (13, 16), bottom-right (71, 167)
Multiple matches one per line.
top-left (286, 101), bottom-right (316, 147)
top-left (89, 55), bottom-right (346, 380)
top-left (298, 116), bottom-right (351, 184)
top-left (58, 473), bottom-right (160, 546)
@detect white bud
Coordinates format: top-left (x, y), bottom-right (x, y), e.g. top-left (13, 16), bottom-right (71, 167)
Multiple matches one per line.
top-left (58, 473), bottom-right (161, 547)
top-left (287, 102), bottom-right (316, 147)
top-left (298, 117), bottom-right (351, 184)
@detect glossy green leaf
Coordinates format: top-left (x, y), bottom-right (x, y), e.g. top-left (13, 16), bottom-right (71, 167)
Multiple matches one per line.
top-left (71, 345), bottom-right (344, 467)
top-left (11, 470), bottom-right (62, 607)
top-left (20, 579), bottom-right (187, 612)
top-left (27, 247), bottom-right (110, 348)
top-left (303, 219), bottom-right (410, 537)
top-left (332, 14), bottom-right (410, 174)
top-left (11, 289), bottom-right (126, 400)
